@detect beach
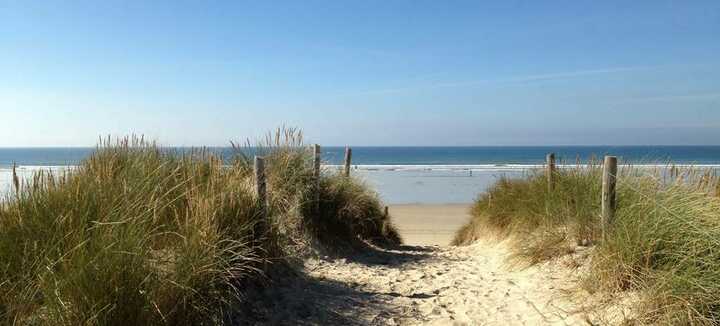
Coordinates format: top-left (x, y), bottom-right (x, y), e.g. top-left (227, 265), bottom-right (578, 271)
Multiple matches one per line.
top-left (246, 238), bottom-right (596, 325)
top-left (5, 1), bottom-right (720, 322)
top-left (3, 146), bottom-right (717, 324)
top-left (388, 204), bottom-right (472, 246)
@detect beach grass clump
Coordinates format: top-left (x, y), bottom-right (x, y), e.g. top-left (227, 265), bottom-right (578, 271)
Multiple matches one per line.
top-left (0, 137), bottom-right (264, 325)
top-left (0, 130), bottom-right (401, 325)
top-left (246, 128), bottom-right (401, 254)
top-left (588, 179), bottom-right (720, 324)
top-left (453, 163), bottom-right (720, 324)
top-left (452, 165), bottom-right (604, 263)
top-left (312, 174), bottom-right (402, 249)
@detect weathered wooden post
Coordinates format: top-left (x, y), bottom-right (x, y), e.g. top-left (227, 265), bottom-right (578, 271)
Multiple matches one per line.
top-left (546, 153), bottom-right (556, 192)
top-left (253, 156), bottom-right (267, 243)
top-left (381, 206), bottom-right (389, 234)
top-left (12, 162), bottom-right (20, 194)
top-left (313, 144), bottom-right (321, 214)
top-left (670, 164), bottom-right (676, 179)
top-left (601, 155), bottom-right (618, 241)
top-left (343, 146), bottom-right (352, 177)
top-left (313, 144), bottom-right (321, 179)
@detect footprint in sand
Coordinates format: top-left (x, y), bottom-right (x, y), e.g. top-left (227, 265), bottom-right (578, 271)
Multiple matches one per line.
top-left (249, 241), bottom-right (595, 325)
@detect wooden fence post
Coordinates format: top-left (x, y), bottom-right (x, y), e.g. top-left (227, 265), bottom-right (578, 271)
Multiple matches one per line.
top-left (669, 164), bottom-right (676, 179)
top-left (313, 144), bottom-right (321, 214)
top-left (313, 144), bottom-right (321, 179)
top-left (601, 155), bottom-right (618, 241)
top-left (343, 146), bottom-right (352, 177)
top-left (253, 156), bottom-right (267, 243)
top-left (546, 153), bottom-right (556, 192)
top-left (381, 206), bottom-right (390, 234)
top-left (12, 162), bottom-right (20, 194)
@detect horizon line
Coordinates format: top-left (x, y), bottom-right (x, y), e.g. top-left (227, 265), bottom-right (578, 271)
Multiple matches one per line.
top-left (2, 144), bottom-right (720, 149)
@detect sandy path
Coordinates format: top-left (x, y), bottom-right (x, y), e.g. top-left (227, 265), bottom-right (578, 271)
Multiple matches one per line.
top-left (389, 204), bottom-right (472, 246)
top-left (245, 240), bottom-right (592, 325)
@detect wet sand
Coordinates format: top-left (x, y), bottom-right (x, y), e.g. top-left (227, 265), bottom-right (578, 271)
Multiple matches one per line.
top-left (388, 204), bottom-right (472, 246)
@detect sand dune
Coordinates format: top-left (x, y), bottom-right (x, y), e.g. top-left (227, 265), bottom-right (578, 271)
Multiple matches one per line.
top-left (246, 240), bottom-right (594, 325)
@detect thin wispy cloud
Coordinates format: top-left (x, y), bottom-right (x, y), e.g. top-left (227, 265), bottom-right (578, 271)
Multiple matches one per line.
top-left (503, 66), bottom-right (653, 83)
top-left (343, 65), bottom-right (657, 97)
top-left (618, 92), bottom-right (720, 103)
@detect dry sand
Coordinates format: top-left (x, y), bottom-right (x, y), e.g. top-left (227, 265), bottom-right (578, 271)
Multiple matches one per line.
top-left (388, 204), bottom-right (472, 246)
top-left (245, 205), bottom-right (601, 325)
top-left (247, 242), bottom-right (595, 325)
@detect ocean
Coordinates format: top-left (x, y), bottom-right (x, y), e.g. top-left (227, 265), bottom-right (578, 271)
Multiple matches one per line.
top-left (2, 146), bottom-right (720, 204)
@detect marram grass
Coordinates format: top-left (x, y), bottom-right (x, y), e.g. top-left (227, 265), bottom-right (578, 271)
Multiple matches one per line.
top-left (0, 131), bottom-right (400, 325)
top-left (453, 163), bottom-right (720, 325)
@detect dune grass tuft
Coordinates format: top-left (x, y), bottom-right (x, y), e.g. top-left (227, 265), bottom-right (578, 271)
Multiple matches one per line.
top-left (0, 137), bottom-right (264, 325)
top-left (312, 174), bottom-right (402, 249)
top-left (452, 164), bottom-right (604, 256)
top-left (0, 130), bottom-right (400, 325)
top-left (453, 163), bottom-right (720, 324)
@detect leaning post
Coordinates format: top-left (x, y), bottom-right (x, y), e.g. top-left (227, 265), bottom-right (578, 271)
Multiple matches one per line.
top-left (343, 146), bottom-right (352, 177)
top-left (546, 153), bottom-right (556, 192)
top-left (601, 155), bottom-right (618, 241)
top-left (253, 156), bottom-right (267, 240)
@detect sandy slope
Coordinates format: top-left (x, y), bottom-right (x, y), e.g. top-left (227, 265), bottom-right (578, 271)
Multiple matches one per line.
top-left (245, 240), bottom-right (594, 325)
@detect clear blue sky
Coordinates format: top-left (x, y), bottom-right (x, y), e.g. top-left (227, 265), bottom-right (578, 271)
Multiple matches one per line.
top-left (1, 0), bottom-right (719, 146)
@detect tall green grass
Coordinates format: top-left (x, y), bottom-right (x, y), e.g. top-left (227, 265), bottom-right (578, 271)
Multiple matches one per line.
top-left (453, 163), bottom-right (720, 324)
top-left (313, 174), bottom-right (402, 249)
top-left (453, 163), bottom-right (604, 261)
top-left (245, 128), bottom-right (401, 255)
top-left (0, 130), bottom-right (400, 325)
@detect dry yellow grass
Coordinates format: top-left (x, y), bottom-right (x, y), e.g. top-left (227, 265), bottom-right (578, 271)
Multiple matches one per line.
top-left (453, 164), bottom-right (720, 324)
top-left (0, 130), bottom-right (400, 325)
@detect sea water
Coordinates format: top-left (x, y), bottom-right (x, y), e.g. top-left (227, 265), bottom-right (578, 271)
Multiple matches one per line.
top-left (1, 146), bottom-right (719, 203)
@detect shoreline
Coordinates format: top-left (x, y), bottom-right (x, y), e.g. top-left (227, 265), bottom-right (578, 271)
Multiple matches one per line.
top-left (4, 162), bottom-right (720, 169)
top-left (331, 163), bottom-right (720, 172)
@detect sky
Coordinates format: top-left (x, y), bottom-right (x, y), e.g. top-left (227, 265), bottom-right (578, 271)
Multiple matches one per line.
top-left (1, 0), bottom-right (719, 146)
